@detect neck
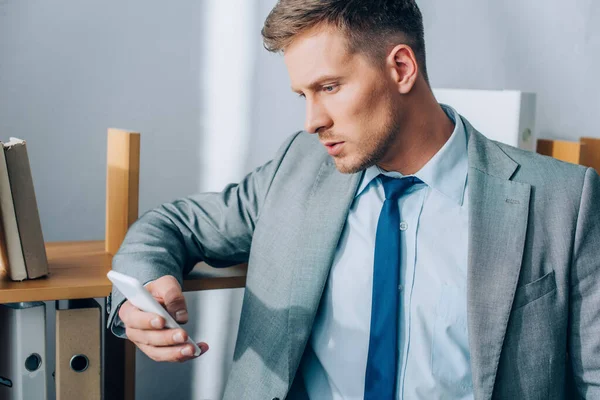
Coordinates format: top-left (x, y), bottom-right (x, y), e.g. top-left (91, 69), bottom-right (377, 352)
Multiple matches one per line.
top-left (377, 84), bottom-right (455, 175)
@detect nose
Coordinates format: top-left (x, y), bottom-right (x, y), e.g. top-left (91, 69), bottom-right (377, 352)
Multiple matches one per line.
top-left (304, 98), bottom-right (332, 134)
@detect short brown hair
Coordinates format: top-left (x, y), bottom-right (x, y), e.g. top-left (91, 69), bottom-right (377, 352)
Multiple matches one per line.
top-left (262, 0), bottom-right (429, 83)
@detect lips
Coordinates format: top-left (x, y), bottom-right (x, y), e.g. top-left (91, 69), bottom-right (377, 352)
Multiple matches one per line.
top-left (324, 141), bottom-right (345, 156)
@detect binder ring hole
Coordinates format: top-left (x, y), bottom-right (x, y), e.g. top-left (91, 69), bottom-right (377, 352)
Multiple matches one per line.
top-left (70, 355), bottom-right (89, 373)
top-left (25, 353), bottom-right (42, 372)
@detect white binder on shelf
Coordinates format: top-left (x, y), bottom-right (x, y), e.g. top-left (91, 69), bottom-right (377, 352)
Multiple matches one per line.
top-left (433, 88), bottom-right (537, 151)
top-left (0, 302), bottom-right (48, 400)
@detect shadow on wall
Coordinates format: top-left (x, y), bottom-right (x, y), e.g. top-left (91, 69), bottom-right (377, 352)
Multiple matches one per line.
top-left (134, 288), bottom-right (245, 400)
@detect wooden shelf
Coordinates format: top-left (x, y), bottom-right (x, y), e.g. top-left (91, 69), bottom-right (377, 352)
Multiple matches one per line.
top-left (185, 261), bottom-right (248, 292)
top-left (0, 241), bottom-right (112, 303)
top-left (0, 241), bottom-right (247, 304)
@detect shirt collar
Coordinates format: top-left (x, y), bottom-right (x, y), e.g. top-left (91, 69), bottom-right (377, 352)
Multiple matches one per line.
top-left (355, 104), bottom-right (468, 206)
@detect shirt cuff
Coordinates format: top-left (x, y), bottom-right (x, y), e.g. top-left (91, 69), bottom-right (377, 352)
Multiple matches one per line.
top-left (109, 279), bottom-right (157, 339)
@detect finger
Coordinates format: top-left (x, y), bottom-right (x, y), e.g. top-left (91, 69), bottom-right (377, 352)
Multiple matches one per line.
top-left (198, 342), bottom-right (209, 354)
top-left (163, 286), bottom-right (189, 323)
top-left (136, 342), bottom-right (206, 363)
top-left (126, 327), bottom-right (188, 347)
top-left (119, 301), bottom-right (165, 330)
top-left (147, 276), bottom-right (189, 324)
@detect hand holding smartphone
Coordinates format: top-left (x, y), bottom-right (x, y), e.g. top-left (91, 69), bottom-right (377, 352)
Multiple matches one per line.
top-left (107, 270), bottom-right (201, 357)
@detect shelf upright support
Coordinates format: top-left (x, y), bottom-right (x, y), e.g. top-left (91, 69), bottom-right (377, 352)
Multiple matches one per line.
top-left (105, 129), bottom-right (140, 256)
top-left (104, 128), bottom-right (140, 400)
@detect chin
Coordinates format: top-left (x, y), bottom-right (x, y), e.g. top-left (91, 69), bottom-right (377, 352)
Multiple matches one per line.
top-left (333, 155), bottom-right (374, 174)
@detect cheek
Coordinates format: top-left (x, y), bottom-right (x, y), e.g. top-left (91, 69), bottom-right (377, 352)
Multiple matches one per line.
top-left (332, 84), bottom-right (387, 130)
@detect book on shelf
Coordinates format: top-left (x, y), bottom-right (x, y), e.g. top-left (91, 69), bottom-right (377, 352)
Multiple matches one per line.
top-left (0, 210), bottom-right (10, 274)
top-left (0, 138), bottom-right (48, 281)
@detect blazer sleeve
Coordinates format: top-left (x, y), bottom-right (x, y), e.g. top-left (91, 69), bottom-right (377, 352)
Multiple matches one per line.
top-left (569, 166), bottom-right (600, 396)
top-left (107, 132), bottom-right (301, 336)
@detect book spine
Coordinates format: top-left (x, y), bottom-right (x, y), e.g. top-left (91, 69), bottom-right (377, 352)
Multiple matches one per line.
top-left (0, 144), bottom-right (27, 281)
top-left (0, 211), bottom-right (11, 275)
top-left (4, 141), bottom-right (48, 279)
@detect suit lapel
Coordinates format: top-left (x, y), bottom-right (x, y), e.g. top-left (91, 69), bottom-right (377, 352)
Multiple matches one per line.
top-left (286, 159), bottom-right (361, 382)
top-left (282, 123), bottom-right (531, 397)
top-left (466, 124), bottom-right (532, 399)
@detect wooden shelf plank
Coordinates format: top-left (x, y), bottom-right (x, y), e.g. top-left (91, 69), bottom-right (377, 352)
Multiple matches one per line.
top-left (0, 241), bottom-right (112, 303)
top-left (184, 262), bottom-right (247, 292)
top-left (0, 241), bottom-right (247, 304)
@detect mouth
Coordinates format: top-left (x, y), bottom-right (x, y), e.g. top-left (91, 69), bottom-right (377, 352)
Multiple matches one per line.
top-left (323, 141), bottom-right (345, 156)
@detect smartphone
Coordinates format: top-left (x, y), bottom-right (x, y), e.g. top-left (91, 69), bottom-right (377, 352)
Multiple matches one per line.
top-left (107, 270), bottom-right (201, 356)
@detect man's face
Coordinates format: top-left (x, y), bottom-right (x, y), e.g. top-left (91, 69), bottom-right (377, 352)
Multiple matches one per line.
top-left (285, 25), bottom-right (403, 174)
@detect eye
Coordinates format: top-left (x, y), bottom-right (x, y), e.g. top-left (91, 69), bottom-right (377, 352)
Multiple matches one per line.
top-left (323, 84), bottom-right (337, 93)
top-left (297, 93), bottom-right (306, 99)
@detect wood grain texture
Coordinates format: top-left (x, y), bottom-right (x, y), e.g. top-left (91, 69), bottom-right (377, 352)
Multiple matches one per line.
top-left (184, 262), bottom-right (248, 291)
top-left (105, 129), bottom-right (140, 256)
top-left (579, 137), bottom-right (600, 173)
top-left (0, 241), bottom-right (247, 304)
top-left (105, 128), bottom-right (140, 400)
top-left (536, 139), bottom-right (581, 164)
top-left (0, 241), bottom-right (112, 303)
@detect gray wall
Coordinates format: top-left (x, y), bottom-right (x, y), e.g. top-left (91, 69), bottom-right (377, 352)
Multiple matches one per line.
top-left (2, 1), bottom-right (599, 267)
top-left (247, 0), bottom-right (600, 172)
top-left (419, 0), bottom-right (600, 141)
top-left (245, 1), bottom-right (305, 172)
top-left (0, 1), bottom-right (247, 399)
top-left (1, 0), bottom-right (599, 399)
top-left (0, 0), bottom-right (205, 242)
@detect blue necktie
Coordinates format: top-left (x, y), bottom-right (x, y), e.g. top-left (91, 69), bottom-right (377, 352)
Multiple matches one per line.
top-left (365, 175), bottom-right (422, 399)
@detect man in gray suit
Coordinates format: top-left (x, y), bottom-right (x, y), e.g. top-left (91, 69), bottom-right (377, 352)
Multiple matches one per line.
top-left (109, 1), bottom-right (600, 399)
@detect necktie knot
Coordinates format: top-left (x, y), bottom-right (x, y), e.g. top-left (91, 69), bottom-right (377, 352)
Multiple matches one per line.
top-left (380, 175), bottom-right (422, 201)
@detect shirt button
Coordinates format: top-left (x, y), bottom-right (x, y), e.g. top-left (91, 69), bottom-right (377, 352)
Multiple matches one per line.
top-left (398, 284), bottom-right (403, 291)
top-left (399, 221), bottom-right (408, 231)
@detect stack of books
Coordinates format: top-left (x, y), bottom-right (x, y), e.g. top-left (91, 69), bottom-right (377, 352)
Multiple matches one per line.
top-left (0, 138), bottom-right (48, 281)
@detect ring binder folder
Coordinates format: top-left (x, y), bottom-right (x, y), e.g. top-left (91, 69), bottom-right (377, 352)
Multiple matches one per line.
top-left (55, 299), bottom-right (102, 400)
top-left (0, 302), bottom-right (48, 400)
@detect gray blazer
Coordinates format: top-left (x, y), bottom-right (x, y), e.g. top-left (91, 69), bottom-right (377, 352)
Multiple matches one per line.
top-left (109, 116), bottom-right (600, 399)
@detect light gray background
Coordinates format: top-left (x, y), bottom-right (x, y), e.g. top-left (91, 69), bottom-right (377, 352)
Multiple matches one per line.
top-left (0, 0), bottom-right (598, 399)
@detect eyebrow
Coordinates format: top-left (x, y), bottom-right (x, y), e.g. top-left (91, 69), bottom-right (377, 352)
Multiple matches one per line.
top-left (291, 75), bottom-right (342, 94)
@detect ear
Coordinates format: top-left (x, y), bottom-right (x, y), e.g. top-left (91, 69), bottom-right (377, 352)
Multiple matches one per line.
top-left (386, 44), bottom-right (419, 94)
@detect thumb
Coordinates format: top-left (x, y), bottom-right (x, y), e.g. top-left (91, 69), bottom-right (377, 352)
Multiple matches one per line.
top-left (146, 275), bottom-right (189, 324)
